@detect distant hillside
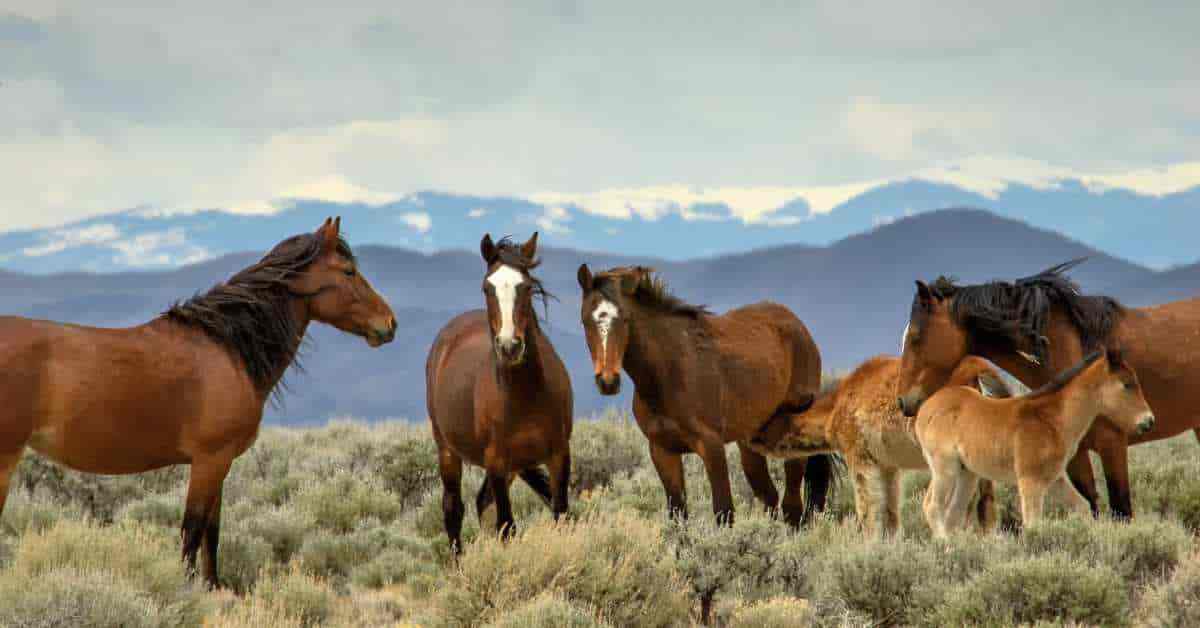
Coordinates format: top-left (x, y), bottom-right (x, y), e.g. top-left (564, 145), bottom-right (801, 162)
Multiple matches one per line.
top-left (0, 208), bottom-right (1181, 424)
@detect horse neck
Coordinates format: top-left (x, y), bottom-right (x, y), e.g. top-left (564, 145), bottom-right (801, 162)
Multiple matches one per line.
top-left (260, 296), bottom-right (314, 396)
top-left (1031, 364), bottom-right (1104, 445)
top-left (966, 305), bottom-right (1090, 388)
top-left (621, 304), bottom-right (698, 394)
top-left (493, 323), bottom-right (548, 396)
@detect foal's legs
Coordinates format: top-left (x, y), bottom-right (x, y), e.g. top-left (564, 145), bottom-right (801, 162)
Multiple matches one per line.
top-left (436, 443), bottom-right (466, 553)
top-left (182, 454), bottom-right (233, 588)
top-left (943, 469), bottom-right (979, 535)
top-left (1017, 476), bottom-right (1050, 527)
top-left (546, 449), bottom-right (571, 521)
top-left (695, 436), bottom-right (735, 525)
top-left (736, 443), bottom-right (780, 514)
top-left (923, 457), bottom-right (957, 538)
top-left (878, 467), bottom-right (901, 537)
top-left (648, 442), bottom-right (688, 520)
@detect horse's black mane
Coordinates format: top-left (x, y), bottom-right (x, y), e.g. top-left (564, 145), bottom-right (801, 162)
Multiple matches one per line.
top-left (595, 267), bottom-right (709, 318)
top-left (1028, 349), bottom-right (1104, 399)
top-left (924, 258), bottom-right (1124, 361)
top-left (163, 232), bottom-right (354, 399)
top-left (490, 236), bottom-right (554, 319)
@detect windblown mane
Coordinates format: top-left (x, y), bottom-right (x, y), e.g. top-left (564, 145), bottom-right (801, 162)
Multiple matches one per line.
top-left (924, 258), bottom-right (1123, 361)
top-left (596, 267), bottom-right (709, 318)
top-left (490, 236), bottom-right (554, 318)
top-left (1027, 349), bottom-right (1104, 399)
top-left (163, 232), bottom-right (355, 399)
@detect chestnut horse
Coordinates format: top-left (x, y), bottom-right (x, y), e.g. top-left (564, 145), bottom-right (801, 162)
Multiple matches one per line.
top-left (917, 349), bottom-right (1154, 537)
top-left (426, 233), bottom-right (572, 551)
top-left (749, 355), bottom-right (1017, 537)
top-left (897, 259), bottom-right (1200, 519)
top-left (576, 265), bottom-right (832, 525)
top-left (0, 218), bottom-right (396, 587)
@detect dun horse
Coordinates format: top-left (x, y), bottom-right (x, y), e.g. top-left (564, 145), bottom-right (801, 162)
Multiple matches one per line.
top-left (916, 349), bottom-right (1154, 537)
top-left (426, 233), bottom-right (572, 551)
top-left (576, 265), bottom-right (832, 525)
top-left (749, 355), bottom-right (1017, 537)
top-left (897, 259), bottom-right (1200, 519)
top-left (0, 218), bottom-right (396, 587)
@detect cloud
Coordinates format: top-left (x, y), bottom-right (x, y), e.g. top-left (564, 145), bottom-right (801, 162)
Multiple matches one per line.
top-left (467, 208), bottom-right (489, 218)
top-left (108, 228), bottom-right (210, 267)
top-left (400, 212), bottom-right (432, 234)
top-left (23, 223), bottom-right (120, 257)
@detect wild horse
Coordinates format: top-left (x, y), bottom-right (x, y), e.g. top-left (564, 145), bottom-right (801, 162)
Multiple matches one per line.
top-left (426, 233), bottom-right (573, 551)
top-left (898, 259), bottom-right (1199, 519)
top-left (576, 264), bottom-right (833, 525)
top-left (0, 217), bottom-right (396, 587)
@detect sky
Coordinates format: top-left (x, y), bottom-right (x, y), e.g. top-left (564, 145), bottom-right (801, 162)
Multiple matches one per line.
top-left (1, 1), bottom-right (1198, 232)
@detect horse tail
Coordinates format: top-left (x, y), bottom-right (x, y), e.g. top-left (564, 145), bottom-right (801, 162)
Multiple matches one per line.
top-left (802, 453), bottom-right (844, 520)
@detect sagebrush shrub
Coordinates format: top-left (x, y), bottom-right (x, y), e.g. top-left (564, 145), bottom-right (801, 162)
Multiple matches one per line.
top-left (931, 552), bottom-right (1129, 627)
top-left (1138, 551), bottom-right (1200, 628)
top-left (426, 512), bottom-right (689, 628)
top-left (815, 537), bottom-right (940, 627)
top-left (294, 472), bottom-right (401, 533)
top-left (249, 564), bottom-right (337, 628)
top-left (483, 593), bottom-right (606, 628)
top-left (0, 567), bottom-right (188, 628)
top-left (729, 597), bottom-right (814, 628)
top-left (569, 412), bottom-right (648, 493)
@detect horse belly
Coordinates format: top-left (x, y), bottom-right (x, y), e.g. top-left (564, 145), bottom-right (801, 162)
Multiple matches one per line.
top-left (863, 424), bottom-right (928, 471)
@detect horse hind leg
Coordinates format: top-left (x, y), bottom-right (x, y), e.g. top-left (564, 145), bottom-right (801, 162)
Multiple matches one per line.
top-left (182, 453), bottom-right (233, 587)
top-left (736, 442), bottom-right (781, 515)
top-left (545, 449), bottom-right (571, 521)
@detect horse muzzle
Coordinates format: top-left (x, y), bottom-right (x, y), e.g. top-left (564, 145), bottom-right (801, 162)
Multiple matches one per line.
top-left (595, 372), bottom-right (621, 396)
top-left (1135, 414), bottom-right (1156, 436)
top-left (365, 318), bottom-right (397, 347)
top-left (495, 338), bottom-right (526, 366)
top-left (897, 393), bottom-right (923, 418)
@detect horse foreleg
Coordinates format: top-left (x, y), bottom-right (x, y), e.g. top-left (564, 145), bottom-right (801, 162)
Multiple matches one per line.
top-left (695, 437), bottom-right (734, 525)
top-left (649, 443), bottom-right (688, 520)
top-left (736, 442), bottom-right (780, 515)
top-left (1065, 448), bottom-right (1101, 517)
top-left (0, 449), bottom-right (22, 518)
top-left (546, 449), bottom-right (571, 521)
top-left (1017, 476), bottom-right (1050, 528)
top-left (437, 445), bottom-right (465, 554)
top-left (782, 459), bottom-right (810, 527)
top-left (182, 455), bottom-right (232, 587)
top-left (485, 468), bottom-right (515, 539)
top-left (201, 493), bottom-right (223, 588)
top-left (1093, 426), bottom-right (1133, 520)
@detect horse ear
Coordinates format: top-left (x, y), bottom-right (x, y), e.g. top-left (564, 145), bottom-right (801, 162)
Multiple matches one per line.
top-left (1106, 346), bottom-right (1125, 369)
top-left (577, 264), bottom-right (593, 292)
top-left (915, 280), bottom-right (940, 307)
top-left (480, 233), bottom-right (498, 264)
top-left (316, 217), bottom-right (339, 252)
top-left (521, 232), bottom-right (539, 260)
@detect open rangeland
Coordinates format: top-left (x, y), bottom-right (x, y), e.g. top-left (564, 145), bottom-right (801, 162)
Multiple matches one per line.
top-left (0, 411), bottom-right (1197, 627)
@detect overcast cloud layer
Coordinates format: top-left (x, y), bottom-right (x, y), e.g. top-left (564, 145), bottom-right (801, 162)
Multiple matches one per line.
top-left (1, 1), bottom-right (1198, 231)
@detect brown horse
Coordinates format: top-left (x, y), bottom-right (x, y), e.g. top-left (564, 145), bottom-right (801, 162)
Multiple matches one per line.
top-left (749, 355), bottom-right (1015, 537)
top-left (0, 217), bottom-right (396, 587)
top-left (576, 264), bottom-right (832, 525)
top-left (897, 259), bottom-right (1200, 519)
top-left (917, 349), bottom-right (1154, 537)
top-left (425, 233), bottom-right (573, 551)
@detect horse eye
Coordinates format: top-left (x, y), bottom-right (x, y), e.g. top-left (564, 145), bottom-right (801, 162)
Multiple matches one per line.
top-left (344, 268), bottom-right (356, 277)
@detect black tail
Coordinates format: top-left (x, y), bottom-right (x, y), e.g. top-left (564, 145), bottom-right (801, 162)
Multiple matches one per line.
top-left (801, 453), bottom-right (844, 522)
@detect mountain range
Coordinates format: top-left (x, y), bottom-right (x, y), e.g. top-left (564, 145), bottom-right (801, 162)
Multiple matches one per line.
top-left (2, 158), bottom-right (1199, 274)
top-left (0, 208), bottom-right (1193, 425)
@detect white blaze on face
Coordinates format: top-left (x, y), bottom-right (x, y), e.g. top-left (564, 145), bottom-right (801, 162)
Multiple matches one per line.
top-left (900, 322), bottom-right (910, 354)
top-left (487, 265), bottom-right (525, 342)
top-left (592, 299), bottom-right (619, 354)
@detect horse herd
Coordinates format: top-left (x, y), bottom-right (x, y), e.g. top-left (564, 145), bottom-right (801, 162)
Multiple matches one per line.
top-left (0, 218), bottom-right (1195, 589)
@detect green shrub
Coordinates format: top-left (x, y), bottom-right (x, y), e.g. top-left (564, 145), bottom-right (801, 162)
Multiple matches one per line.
top-left (1021, 517), bottom-right (1190, 585)
top-left (1139, 551), bottom-right (1200, 628)
top-left (932, 552), bottom-right (1129, 627)
top-left (425, 512), bottom-right (689, 628)
top-left (0, 567), bottom-right (182, 628)
top-left (570, 413), bottom-right (648, 493)
top-left (239, 505), bottom-right (317, 563)
top-left (217, 530), bottom-right (275, 594)
top-left (116, 493), bottom-right (182, 528)
top-left (350, 534), bottom-right (439, 589)
top-left (294, 472), bottom-right (401, 533)
top-left (815, 537), bottom-right (939, 626)
top-left (729, 597), bottom-right (814, 628)
top-left (251, 565), bottom-right (337, 627)
top-left (484, 593), bottom-right (606, 628)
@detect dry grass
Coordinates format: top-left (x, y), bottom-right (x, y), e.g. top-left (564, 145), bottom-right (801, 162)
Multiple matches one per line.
top-left (0, 410), bottom-right (1196, 626)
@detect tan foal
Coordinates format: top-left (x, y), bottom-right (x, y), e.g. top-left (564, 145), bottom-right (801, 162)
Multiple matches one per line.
top-left (916, 348), bottom-right (1154, 538)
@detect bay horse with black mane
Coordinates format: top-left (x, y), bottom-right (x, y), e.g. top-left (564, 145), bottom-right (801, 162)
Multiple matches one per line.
top-left (0, 217), bottom-right (396, 588)
top-left (898, 258), bottom-right (1200, 519)
top-left (576, 264), bottom-right (832, 525)
top-left (425, 233), bottom-right (572, 551)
